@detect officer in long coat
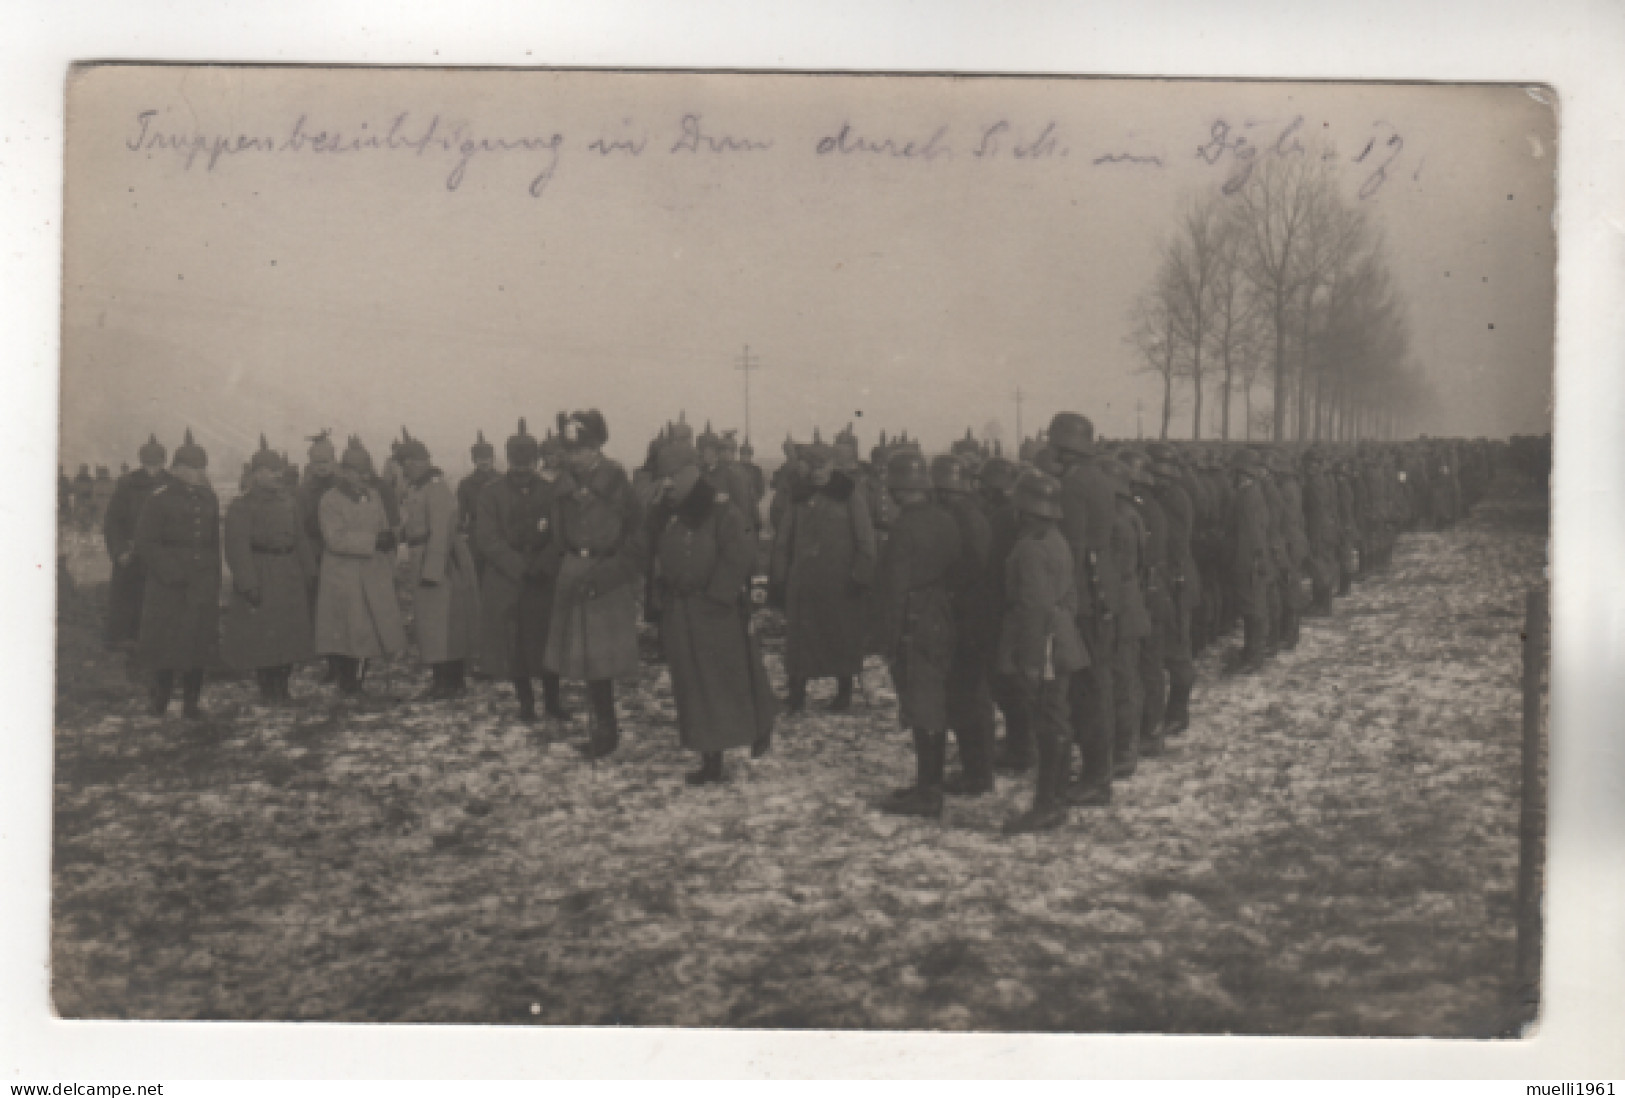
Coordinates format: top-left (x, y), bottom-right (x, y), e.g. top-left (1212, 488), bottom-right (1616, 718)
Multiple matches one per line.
top-left (315, 436), bottom-right (407, 695)
top-left (398, 431), bottom-right (481, 699)
top-left (1147, 448), bottom-right (1197, 740)
top-left (474, 420), bottom-right (565, 723)
top-left (654, 462), bottom-right (778, 785)
top-left (999, 471), bottom-right (1089, 834)
top-left (457, 431), bottom-right (501, 578)
top-left (769, 439), bottom-right (878, 713)
top-left (872, 451), bottom-right (963, 820)
top-left (1120, 451), bottom-right (1172, 759)
top-left (1274, 452), bottom-right (1311, 647)
top-left (1048, 412), bottom-right (1118, 807)
top-left (1302, 448), bottom-right (1341, 616)
top-left (221, 437), bottom-right (316, 701)
top-left (133, 429), bottom-right (221, 718)
top-left (974, 458), bottom-right (1029, 773)
top-left (543, 410), bottom-right (646, 759)
top-left (931, 454), bottom-right (997, 796)
top-left (1227, 449), bottom-right (1272, 673)
top-left (1101, 457), bottom-right (1151, 778)
top-left (102, 434), bottom-right (168, 649)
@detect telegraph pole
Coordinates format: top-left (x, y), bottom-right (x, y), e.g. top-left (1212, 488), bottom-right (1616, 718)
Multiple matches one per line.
top-left (1136, 398), bottom-right (1144, 440)
top-left (1013, 386), bottom-right (1025, 444)
top-left (735, 344), bottom-right (762, 443)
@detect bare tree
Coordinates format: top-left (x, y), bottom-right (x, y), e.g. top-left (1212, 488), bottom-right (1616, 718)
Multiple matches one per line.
top-left (1233, 150), bottom-right (1325, 442)
top-left (1127, 278), bottom-right (1184, 440)
top-left (1161, 194), bottom-right (1232, 440)
top-left (1205, 206), bottom-right (1264, 440)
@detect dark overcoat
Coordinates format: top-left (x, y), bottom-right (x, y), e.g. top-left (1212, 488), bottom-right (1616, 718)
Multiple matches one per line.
top-left (1057, 458), bottom-right (1119, 622)
top-left (871, 499), bottom-right (961, 732)
top-left (1111, 496), bottom-right (1152, 641)
top-left (473, 470), bottom-right (559, 680)
top-left (543, 457), bottom-right (647, 683)
top-left (102, 468), bottom-right (164, 645)
top-left (457, 466), bottom-right (501, 575)
top-left (997, 525), bottom-right (1088, 679)
top-left (770, 473), bottom-right (878, 681)
top-left (400, 470), bottom-right (481, 664)
top-left (221, 483), bottom-right (316, 670)
top-left (1228, 474), bottom-right (1272, 620)
top-left (133, 478), bottom-right (222, 671)
top-left (655, 483), bottom-right (778, 752)
top-left (1133, 490), bottom-right (1171, 645)
top-left (1152, 480), bottom-right (1197, 658)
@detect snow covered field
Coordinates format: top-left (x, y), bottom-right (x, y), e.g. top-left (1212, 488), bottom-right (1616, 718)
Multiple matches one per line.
top-left (49, 487), bottom-right (1548, 1034)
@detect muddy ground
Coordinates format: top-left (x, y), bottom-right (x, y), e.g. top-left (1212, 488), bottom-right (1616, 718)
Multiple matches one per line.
top-left (49, 484), bottom-right (1548, 1034)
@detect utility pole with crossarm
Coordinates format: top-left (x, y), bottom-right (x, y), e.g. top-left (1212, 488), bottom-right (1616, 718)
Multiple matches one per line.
top-left (735, 345), bottom-right (762, 444)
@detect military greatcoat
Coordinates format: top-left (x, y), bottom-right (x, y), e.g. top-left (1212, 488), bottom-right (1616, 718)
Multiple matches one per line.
top-left (543, 457), bottom-right (647, 683)
top-left (314, 482), bottom-right (407, 659)
top-left (1228, 472), bottom-right (1272, 620)
top-left (102, 467), bottom-right (165, 646)
top-left (400, 468), bottom-right (481, 664)
top-left (770, 472), bottom-right (878, 681)
top-left (221, 482), bottom-right (316, 670)
top-left (473, 469), bottom-right (560, 680)
top-left (133, 477), bottom-right (222, 671)
top-left (655, 481), bottom-right (778, 752)
top-left (871, 498), bottom-right (962, 732)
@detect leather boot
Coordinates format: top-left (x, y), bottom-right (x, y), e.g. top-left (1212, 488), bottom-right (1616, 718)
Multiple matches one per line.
top-left (277, 665), bottom-right (295, 702)
top-left (579, 680), bottom-right (620, 759)
top-left (181, 670), bottom-right (205, 719)
top-left (1067, 733), bottom-right (1113, 808)
top-left (541, 673), bottom-right (568, 719)
top-left (751, 723), bottom-right (773, 759)
top-left (336, 657), bottom-right (362, 696)
top-left (149, 671), bottom-right (174, 716)
top-left (1004, 733), bottom-right (1068, 834)
top-left (320, 655), bottom-right (341, 686)
top-left (256, 668), bottom-right (278, 702)
top-left (830, 676), bottom-right (853, 712)
top-left (785, 677), bottom-right (807, 714)
top-left (945, 725), bottom-right (995, 795)
top-left (685, 751), bottom-right (726, 786)
top-left (447, 661), bottom-right (467, 696)
top-left (513, 677), bottom-right (537, 722)
top-left (884, 730), bottom-right (945, 818)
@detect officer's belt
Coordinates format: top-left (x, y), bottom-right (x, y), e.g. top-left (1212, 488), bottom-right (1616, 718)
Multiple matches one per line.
top-left (251, 544), bottom-right (296, 555)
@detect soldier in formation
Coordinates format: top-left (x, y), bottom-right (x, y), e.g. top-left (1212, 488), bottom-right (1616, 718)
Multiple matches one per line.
top-left (94, 411), bottom-right (1509, 823)
top-left (221, 438), bottom-right (315, 702)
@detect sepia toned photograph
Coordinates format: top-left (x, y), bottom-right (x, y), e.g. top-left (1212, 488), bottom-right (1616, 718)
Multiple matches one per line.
top-left (52, 65), bottom-right (1555, 1035)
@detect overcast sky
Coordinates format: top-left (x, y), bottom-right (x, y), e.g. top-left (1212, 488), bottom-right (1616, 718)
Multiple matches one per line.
top-left (60, 68), bottom-right (1555, 474)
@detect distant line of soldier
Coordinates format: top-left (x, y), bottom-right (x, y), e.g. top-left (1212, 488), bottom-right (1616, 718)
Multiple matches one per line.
top-left (85, 411), bottom-right (1534, 832)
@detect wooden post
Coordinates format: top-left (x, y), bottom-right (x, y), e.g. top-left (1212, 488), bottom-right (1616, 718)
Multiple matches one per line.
top-left (1514, 585), bottom-right (1548, 1024)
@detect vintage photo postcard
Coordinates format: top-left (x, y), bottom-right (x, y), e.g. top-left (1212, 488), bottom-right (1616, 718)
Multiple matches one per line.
top-left (53, 65), bottom-right (1554, 1034)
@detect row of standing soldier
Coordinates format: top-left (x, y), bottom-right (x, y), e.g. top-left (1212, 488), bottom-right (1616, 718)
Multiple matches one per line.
top-left (761, 417), bottom-right (1497, 832)
top-left (99, 413), bottom-right (774, 783)
top-left (96, 410), bottom-right (1497, 818)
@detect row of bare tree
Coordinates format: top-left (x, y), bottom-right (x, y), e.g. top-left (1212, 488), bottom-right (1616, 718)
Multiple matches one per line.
top-left (1129, 146), bottom-right (1432, 442)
